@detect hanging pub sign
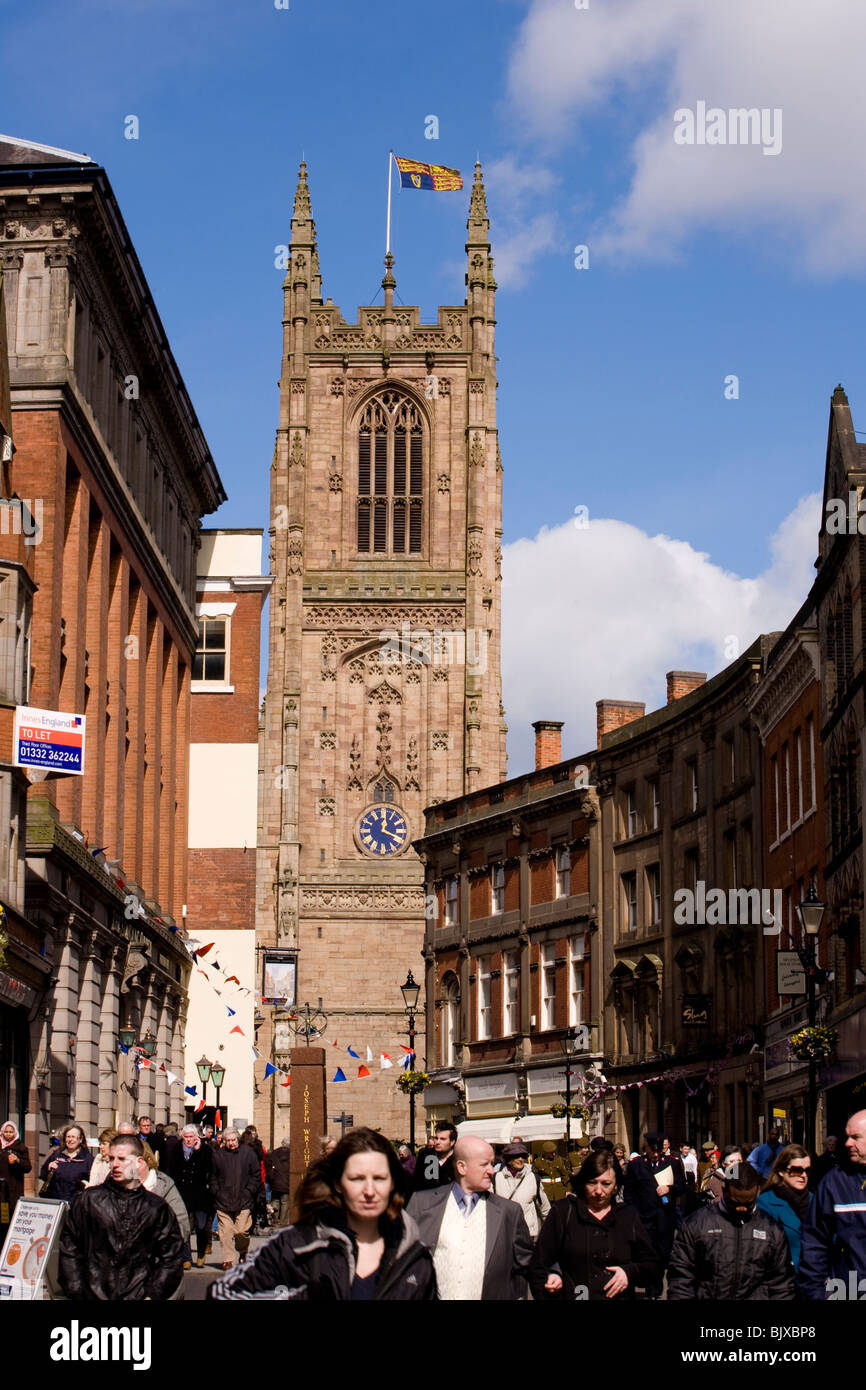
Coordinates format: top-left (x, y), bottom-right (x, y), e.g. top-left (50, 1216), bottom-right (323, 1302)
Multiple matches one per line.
top-left (776, 950), bottom-right (807, 996)
top-left (262, 950), bottom-right (297, 1005)
top-left (681, 994), bottom-right (711, 1027)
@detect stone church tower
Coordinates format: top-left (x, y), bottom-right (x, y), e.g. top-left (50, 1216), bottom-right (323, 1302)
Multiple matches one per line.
top-left (256, 162), bottom-right (505, 1139)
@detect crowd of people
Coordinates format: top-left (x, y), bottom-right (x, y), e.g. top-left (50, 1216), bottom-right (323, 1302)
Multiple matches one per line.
top-left (1, 1109), bottom-right (864, 1301)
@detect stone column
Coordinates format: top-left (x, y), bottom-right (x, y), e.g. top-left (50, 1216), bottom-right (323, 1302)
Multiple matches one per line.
top-left (169, 990), bottom-right (187, 1126)
top-left (76, 931), bottom-right (104, 1131)
top-left (154, 991), bottom-right (172, 1122)
top-left (98, 945), bottom-right (123, 1130)
top-left (50, 917), bottom-right (81, 1130)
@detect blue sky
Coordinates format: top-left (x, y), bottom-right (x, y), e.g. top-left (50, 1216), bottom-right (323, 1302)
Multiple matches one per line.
top-left (4, 0), bottom-right (864, 773)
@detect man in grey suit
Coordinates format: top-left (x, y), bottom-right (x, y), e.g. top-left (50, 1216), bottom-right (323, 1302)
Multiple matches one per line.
top-left (408, 1135), bottom-right (533, 1299)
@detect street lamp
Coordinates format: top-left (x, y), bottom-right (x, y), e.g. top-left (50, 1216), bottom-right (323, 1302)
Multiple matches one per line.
top-left (400, 970), bottom-right (421, 1153)
top-left (139, 1031), bottom-right (157, 1060)
top-left (196, 1055), bottom-right (212, 1109)
top-left (796, 883), bottom-right (825, 1154)
top-left (210, 1062), bottom-right (226, 1126)
top-left (118, 1023), bottom-right (136, 1050)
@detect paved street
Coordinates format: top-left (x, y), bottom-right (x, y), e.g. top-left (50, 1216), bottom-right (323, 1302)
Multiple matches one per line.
top-left (182, 1233), bottom-right (270, 1301)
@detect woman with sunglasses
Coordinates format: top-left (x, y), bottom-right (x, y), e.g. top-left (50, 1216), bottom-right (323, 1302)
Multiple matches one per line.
top-left (756, 1143), bottom-right (813, 1271)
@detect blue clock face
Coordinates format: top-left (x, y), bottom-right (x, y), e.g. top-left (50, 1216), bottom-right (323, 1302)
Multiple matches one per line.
top-left (359, 806), bottom-right (409, 856)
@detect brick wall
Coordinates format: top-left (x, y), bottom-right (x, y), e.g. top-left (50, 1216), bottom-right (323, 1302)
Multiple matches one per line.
top-left (188, 847), bottom-right (257, 930)
top-left (597, 699), bottom-right (646, 747)
top-left (190, 588), bottom-right (263, 744)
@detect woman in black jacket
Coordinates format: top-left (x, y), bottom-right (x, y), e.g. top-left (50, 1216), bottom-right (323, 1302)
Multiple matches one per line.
top-left (530, 1149), bottom-right (660, 1300)
top-left (0, 1121), bottom-right (32, 1237)
top-left (39, 1122), bottom-right (93, 1206)
top-left (207, 1127), bottom-right (436, 1301)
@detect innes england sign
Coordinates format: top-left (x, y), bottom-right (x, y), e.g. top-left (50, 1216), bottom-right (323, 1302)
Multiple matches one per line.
top-left (13, 706), bottom-right (85, 775)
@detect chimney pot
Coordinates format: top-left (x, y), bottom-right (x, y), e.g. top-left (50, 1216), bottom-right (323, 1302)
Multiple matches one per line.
top-left (666, 670), bottom-right (706, 705)
top-left (596, 700), bottom-right (646, 749)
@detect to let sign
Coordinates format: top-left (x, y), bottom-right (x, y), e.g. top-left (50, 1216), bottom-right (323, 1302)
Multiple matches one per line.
top-left (681, 994), bottom-right (710, 1026)
top-left (13, 706), bottom-right (85, 775)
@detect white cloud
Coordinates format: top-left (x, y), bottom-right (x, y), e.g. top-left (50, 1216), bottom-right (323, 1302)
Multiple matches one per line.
top-left (501, 492), bottom-right (820, 775)
top-left (506, 0), bottom-right (866, 271)
top-left (483, 154), bottom-right (561, 288)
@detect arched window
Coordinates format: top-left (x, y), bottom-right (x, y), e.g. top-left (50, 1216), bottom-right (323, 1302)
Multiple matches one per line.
top-left (441, 973), bottom-right (460, 1068)
top-left (356, 391), bottom-right (424, 556)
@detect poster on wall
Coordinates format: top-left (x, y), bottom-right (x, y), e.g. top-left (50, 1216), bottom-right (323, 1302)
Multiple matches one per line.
top-left (13, 706), bottom-right (85, 775)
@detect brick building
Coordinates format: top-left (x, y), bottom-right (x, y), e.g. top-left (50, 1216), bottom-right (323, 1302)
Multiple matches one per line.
top-left (186, 529), bottom-right (270, 1129)
top-left (0, 135), bottom-right (225, 1158)
top-left (0, 260), bottom-right (43, 1131)
top-left (746, 610), bottom-right (826, 1140)
top-left (415, 723), bottom-right (602, 1146)
top-left (811, 386), bottom-right (866, 1131)
top-left (595, 654), bottom-right (770, 1151)
top-left (256, 162), bottom-right (505, 1137)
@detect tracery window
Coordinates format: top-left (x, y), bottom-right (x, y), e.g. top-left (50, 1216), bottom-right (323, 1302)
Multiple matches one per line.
top-left (356, 392), bottom-right (424, 555)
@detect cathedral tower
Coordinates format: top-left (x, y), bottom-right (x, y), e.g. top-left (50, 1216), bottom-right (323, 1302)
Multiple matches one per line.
top-left (256, 163), bottom-right (505, 1137)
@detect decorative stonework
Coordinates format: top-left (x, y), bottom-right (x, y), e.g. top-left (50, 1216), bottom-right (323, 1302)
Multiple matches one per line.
top-left (328, 473), bottom-right (343, 492)
top-left (747, 634), bottom-right (820, 739)
top-left (469, 433), bottom-right (485, 469)
top-left (470, 380), bottom-right (485, 396)
top-left (330, 376), bottom-right (345, 395)
top-left (368, 680), bottom-right (402, 706)
top-left (467, 535), bottom-right (483, 576)
top-left (305, 605), bottom-right (465, 629)
top-left (289, 431), bottom-right (305, 469)
top-left (287, 531), bottom-right (303, 574)
top-left (431, 730), bottom-right (449, 750)
top-left (438, 473), bottom-right (450, 493)
top-left (433, 669), bottom-right (448, 683)
top-left (317, 798), bottom-right (336, 816)
top-left (346, 379), bottom-right (365, 398)
top-left (376, 709), bottom-right (393, 768)
top-left (300, 885), bottom-right (427, 914)
top-left (348, 735), bottom-right (362, 792)
top-left (405, 666), bottom-right (421, 684)
top-left (406, 737), bottom-right (420, 791)
top-left (320, 731), bottom-right (336, 749)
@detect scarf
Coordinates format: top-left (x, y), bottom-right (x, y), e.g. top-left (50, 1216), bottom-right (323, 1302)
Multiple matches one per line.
top-left (1, 1122), bottom-right (19, 1148)
top-left (182, 1143), bottom-right (195, 1160)
top-left (776, 1181), bottom-right (811, 1222)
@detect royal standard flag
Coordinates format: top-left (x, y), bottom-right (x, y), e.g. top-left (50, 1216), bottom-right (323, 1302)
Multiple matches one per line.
top-left (395, 156), bottom-right (463, 192)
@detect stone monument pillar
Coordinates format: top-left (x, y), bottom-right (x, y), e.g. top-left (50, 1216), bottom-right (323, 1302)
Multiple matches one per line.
top-left (289, 1047), bottom-right (327, 1219)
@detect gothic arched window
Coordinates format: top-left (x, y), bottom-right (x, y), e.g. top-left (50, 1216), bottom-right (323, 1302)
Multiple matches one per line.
top-left (356, 392), bottom-right (424, 556)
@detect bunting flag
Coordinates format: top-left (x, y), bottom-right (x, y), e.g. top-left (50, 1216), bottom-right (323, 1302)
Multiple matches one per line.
top-left (185, 1086), bottom-right (197, 1097)
top-left (357, 1065), bottom-right (371, 1079)
top-left (215, 1109), bottom-right (223, 1131)
top-left (333, 1068), bottom-right (347, 1083)
top-left (281, 1075), bottom-right (291, 1087)
top-left (165, 1069), bottom-right (178, 1086)
top-left (90, 845), bottom-right (109, 858)
top-left (332, 1039), bottom-right (339, 1048)
top-left (227, 1007), bottom-right (236, 1017)
top-left (195, 1097), bottom-right (206, 1113)
top-left (366, 1046), bottom-right (374, 1063)
top-left (264, 1063), bottom-right (277, 1079)
top-left (347, 1045), bottom-right (360, 1059)
top-left (380, 1053), bottom-right (393, 1069)
top-left (230, 1026), bottom-right (245, 1036)
top-left (399, 1045), bottom-right (415, 1055)
top-left (119, 1043), bottom-right (129, 1055)
top-left (226, 975), bottom-right (240, 985)
top-left (196, 942), bottom-right (215, 956)
top-left (210, 961), bottom-right (221, 970)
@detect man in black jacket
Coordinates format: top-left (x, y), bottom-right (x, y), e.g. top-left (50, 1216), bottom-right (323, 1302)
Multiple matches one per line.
top-left (264, 1136), bottom-right (292, 1226)
top-left (58, 1135), bottom-right (184, 1300)
top-left (667, 1162), bottom-right (795, 1300)
top-left (623, 1130), bottom-right (685, 1296)
top-left (210, 1127), bottom-right (261, 1270)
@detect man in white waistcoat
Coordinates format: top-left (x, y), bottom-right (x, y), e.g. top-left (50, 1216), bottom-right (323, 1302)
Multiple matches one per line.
top-left (408, 1136), bottom-right (533, 1300)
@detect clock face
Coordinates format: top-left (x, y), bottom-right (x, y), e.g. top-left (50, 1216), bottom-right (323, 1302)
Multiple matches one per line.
top-left (358, 805), bottom-right (409, 856)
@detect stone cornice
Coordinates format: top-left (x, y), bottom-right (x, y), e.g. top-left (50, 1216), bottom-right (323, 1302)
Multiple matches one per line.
top-left (746, 628), bottom-right (820, 740)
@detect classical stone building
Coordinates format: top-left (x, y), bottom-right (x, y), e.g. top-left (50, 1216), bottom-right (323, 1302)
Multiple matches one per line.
top-left (0, 135), bottom-right (225, 1155)
top-left (415, 723), bottom-right (603, 1147)
top-left (595, 657), bottom-right (770, 1151)
top-left (256, 162), bottom-right (505, 1137)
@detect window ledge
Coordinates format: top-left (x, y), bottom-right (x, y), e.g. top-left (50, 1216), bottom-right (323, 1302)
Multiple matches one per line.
top-left (191, 682), bottom-right (235, 694)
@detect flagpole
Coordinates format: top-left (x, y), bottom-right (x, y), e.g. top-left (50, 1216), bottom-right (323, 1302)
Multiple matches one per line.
top-left (386, 148), bottom-right (393, 256)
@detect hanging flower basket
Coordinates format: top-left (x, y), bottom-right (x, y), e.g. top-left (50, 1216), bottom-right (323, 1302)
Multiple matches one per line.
top-left (787, 1025), bottom-right (839, 1063)
top-left (550, 1103), bottom-right (591, 1125)
top-left (396, 1070), bottom-right (431, 1096)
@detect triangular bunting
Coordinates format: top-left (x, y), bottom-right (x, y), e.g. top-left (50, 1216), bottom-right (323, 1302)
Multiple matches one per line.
top-left (230, 1026), bottom-right (244, 1035)
top-left (197, 942), bottom-right (215, 956)
top-left (264, 1063), bottom-right (277, 1079)
top-left (281, 1074), bottom-right (291, 1087)
top-left (358, 1065), bottom-right (371, 1078)
top-left (366, 1046), bottom-right (374, 1063)
top-left (347, 1045), bottom-right (359, 1059)
top-left (380, 1054), bottom-right (394, 1069)
top-left (333, 1068), bottom-right (348, 1083)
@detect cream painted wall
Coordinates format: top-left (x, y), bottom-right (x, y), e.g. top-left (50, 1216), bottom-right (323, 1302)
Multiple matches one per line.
top-left (184, 930), bottom-right (256, 1128)
top-left (188, 744), bottom-right (258, 848)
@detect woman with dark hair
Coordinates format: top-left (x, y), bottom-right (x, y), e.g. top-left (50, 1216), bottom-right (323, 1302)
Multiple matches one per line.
top-left (207, 1126), bottom-right (436, 1300)
top-left (39, 1122), bottom-right (93, 1205)
top-left (756, 1143), bottom-right (813, 1271)
top-left (0, 1122), bottom-right (31, 1239)
top-left (529, 1150), bottom-right (659, 1301)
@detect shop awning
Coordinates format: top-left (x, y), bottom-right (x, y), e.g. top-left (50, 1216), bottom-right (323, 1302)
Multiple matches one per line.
top-left (457, 1115), bottom-right (586, 1144)
top-left (456, 1117), bottom-right (516, 1144)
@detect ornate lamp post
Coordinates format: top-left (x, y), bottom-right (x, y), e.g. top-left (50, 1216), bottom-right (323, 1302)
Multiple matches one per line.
top-left (196, 1055), bottom-right (212, 1110)
top-left (139, 1031), bottom-right (157, 1060)
top-left (796, 883), bottom-right (825, 1153)
top-left (400, 970), bottom-right (421, 1152)
top-left (210, 1062), bottom-right (226, 1126)
top-left (118, 1023), bottom-right (136, 1050)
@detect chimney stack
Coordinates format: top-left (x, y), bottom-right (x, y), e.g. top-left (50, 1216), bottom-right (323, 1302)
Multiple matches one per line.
top-left (532, 720), bottom-right (564, 770)
top-left (666, 670), bottom-right (706, 705)
top-left (596, 700), bottom-right (646, 749)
